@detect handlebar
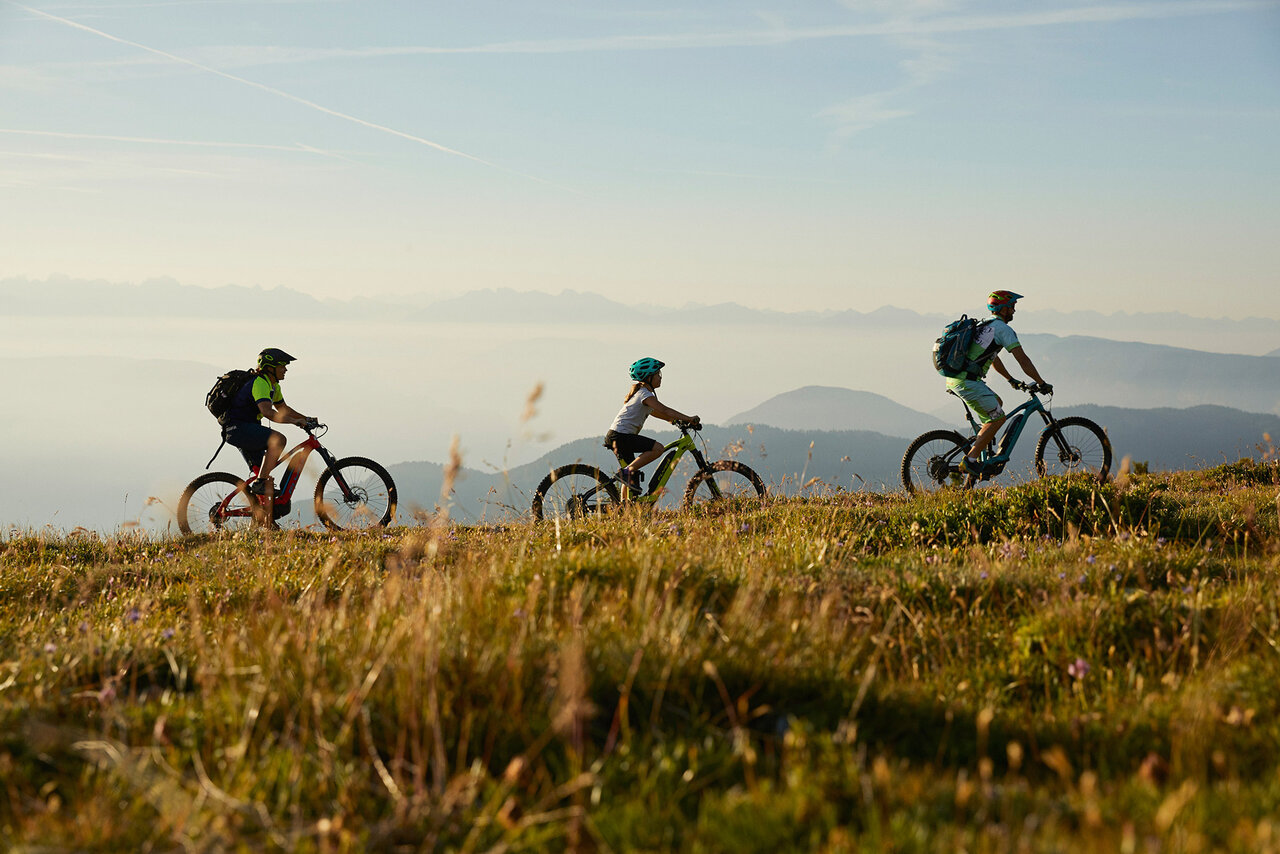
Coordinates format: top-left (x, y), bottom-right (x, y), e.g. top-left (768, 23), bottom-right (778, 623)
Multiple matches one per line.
top-left (1010, 379), bottom-right (1053, 396)
top-left (673, 419), bottom-right (702, 432)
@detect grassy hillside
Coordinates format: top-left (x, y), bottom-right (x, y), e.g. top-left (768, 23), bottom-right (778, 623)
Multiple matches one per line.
top-left (4, 462), bottom-right (1280, 850)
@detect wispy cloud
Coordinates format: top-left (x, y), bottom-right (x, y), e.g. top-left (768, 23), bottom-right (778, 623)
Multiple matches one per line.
top-left (54, 0), bottom-right (1268, 69)
top-left (6, 1), bottom-right (562, 187)
top-left (809, 0), bottom-right (1279, 142)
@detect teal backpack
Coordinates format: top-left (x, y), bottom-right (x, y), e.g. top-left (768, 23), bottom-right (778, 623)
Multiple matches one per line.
top-left (932, 315), bottom-right (998, 380)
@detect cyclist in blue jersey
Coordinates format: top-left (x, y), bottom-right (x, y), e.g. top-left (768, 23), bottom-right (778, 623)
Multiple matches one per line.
top-left (221, 348), bottom-right (318, 504)
top-left (947, 291), bottom-right (1051, 474)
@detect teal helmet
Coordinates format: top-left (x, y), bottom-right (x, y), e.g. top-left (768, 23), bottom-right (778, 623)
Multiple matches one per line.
top-left (987, 290), bottom-right (1023, 313)
top-left (258, 347), bottom-right (296, 369)
top-left (628, 357), bottom-right (665, 382)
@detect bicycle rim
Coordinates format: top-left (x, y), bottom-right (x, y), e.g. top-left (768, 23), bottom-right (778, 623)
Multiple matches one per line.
top-left (537, 470), bottom-right (617, 521)
top-left (316, 462), bottom-right (395, 530)
top-left (182, 476), bottom-right (254, 534)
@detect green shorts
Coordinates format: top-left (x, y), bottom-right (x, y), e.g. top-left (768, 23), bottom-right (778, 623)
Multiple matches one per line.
top-left (946, 379), bottom-right (1005, 424)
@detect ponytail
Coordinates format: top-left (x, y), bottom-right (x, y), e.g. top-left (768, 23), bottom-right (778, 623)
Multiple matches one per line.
top-left (622, 381), bottom-right (652, 403)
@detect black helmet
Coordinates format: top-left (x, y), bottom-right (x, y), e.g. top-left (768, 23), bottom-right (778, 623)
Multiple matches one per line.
top-left (258, 348), bottom-right (296, 369)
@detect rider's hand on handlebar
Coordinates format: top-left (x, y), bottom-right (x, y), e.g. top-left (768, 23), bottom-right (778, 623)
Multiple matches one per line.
top-left (1008, 378), bottom-right (1027, 391)
top-left (1036, 382), bottom-right (1053, 396)
top-left (302, 417), bottom-right (321, 431)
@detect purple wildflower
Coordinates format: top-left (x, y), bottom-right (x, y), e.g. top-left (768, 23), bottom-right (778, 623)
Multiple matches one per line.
top-left (1067, 658), bottom-right (1090, 680)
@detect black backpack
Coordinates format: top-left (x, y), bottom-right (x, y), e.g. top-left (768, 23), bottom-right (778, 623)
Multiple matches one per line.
top-left (932, 315), bottom-right (999, 380)
top-left (205, 369), bottom-right (256, 422)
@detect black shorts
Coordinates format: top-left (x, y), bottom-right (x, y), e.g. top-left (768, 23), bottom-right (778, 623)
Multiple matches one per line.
top-left (604, 430), bottom-right (661, 464)
top-left (222, 420), bottom-right (276, 469)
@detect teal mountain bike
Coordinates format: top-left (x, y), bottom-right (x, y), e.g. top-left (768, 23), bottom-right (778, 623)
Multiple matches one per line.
top-left (531, 421), bottom-right (766, 522)
top-left (901, 381), bottom-right (1112, 494)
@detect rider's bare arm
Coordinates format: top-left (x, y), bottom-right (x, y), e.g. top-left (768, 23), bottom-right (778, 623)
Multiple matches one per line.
top-left (1010, 348), bottom-right (1047, 385)
top-left (643, 397), bottom-right (699, 424)
top-left (990, 354), bottom-right (1015, 384)
top-left (257, 399), bottom-right (311, 426)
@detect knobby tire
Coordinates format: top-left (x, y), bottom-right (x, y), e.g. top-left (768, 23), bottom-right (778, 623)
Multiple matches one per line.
top-left (177, 471), bottom-right (253, 535)
top-left (901, 430), bottom-right (971, 494)
top-left (532, 464), bottom-right (620, 522)
top-left (1035, 416), bottom-right (1112, 482)
top-left (314, 456), bottom-right (397, 531)
top-left (682, 460), bottom-right (766, 509)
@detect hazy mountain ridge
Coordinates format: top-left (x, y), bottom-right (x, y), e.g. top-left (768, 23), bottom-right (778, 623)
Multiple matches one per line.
top-left (1022, 334), bottom-right (1280, 415)
top-left (725, 386), bottom-right (952, 437)
top-left (8, 276), bottom-right (1278, 346)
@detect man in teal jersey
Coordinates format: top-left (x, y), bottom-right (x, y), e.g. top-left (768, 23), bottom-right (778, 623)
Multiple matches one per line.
top-left (947, 291), bottom-right (1051, 474)
top-left (221, 348), bottom-right (318, 505)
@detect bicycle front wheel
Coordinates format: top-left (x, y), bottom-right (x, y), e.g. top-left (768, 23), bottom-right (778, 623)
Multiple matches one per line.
top-left (682, 461), bottom-right (766, 510)
top-left (177, 472), bottom-right (254, 535)
top-left (532, 464), bottom-right (620, 522)
top-left (314, 457), bottom-right (397, 531)
top-left (1035, 417), bottom-right (1112, 482)
top-left (901, 430), bottom-right (970, 494)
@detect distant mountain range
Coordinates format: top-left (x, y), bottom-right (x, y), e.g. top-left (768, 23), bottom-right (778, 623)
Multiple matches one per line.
top-left (6, 276), bottom-right (1278, 350)
top-left (725, 386), bottom-right (952, 437)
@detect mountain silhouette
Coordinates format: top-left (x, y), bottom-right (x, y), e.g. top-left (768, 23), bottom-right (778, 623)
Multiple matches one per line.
top-left (725, 386), bottom-right (952, 437)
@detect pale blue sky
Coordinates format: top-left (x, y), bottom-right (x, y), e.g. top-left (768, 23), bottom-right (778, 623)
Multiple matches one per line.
top-left (2, 0), bottom-right (1278, 315)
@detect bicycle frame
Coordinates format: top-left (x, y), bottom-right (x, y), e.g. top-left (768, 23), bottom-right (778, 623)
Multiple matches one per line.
top-left (218, 428), bottom-right (356, 519)
top-left (957, 390), bottom-right (1070, 475)
top-left (612, 425), bottom-right (710, 502)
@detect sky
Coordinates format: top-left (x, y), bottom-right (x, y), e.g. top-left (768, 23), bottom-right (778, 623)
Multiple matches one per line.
top-left (1, 0), bottom-right (1279, 316)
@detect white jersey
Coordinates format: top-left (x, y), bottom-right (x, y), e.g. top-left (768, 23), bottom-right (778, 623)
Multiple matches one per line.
top-left (609, 387), bottom-right (656, 434)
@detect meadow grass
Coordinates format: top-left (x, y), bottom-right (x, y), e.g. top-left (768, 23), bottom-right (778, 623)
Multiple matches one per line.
top-left (3, 461), bottom-right (1280, 851)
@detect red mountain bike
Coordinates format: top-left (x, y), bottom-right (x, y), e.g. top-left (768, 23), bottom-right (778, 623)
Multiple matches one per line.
top-left (177, 423), bottom-right (396, 533)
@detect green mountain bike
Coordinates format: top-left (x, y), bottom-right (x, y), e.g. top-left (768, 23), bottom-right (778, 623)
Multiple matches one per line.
top-left (901, 381), bottom-right (1112, 494)
top-left (531, 421), bottom-right (766, 521)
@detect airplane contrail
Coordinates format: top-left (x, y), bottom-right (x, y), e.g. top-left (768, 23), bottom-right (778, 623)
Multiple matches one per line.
top-left (0, 127), bottom-right (336, 153)
top-left (7, 1), bottom-right (561, 187)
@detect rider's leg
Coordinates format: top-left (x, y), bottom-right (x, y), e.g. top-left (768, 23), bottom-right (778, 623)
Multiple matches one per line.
top-left (969, 415), bottom-right (1005, 459)
top-left (611, 435), bottom-right (662, 493)
top-left (951, 381), bottom-right (1005, 466)
top-left (624, 443), bottom-right (664, 474)
top-left (258, 429), bottom-right (286, 492)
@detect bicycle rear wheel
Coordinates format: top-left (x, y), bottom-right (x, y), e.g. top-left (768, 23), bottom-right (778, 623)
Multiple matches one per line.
top-left (314, 457), bottom-right (397, 531)
top-left (532, 464), bottom-right (620, 522)
top-left (1035, 417), bottom-right (1112, 482)
top-left (682, 461), bottom-right (766, 510)
top-left (901, 430), bottom-right (970, 494)
top-left (177, 472), bottom-right (254, 534)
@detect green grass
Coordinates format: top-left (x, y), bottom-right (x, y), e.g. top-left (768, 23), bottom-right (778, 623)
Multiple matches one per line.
top-left (3, 461), bottom-right (1280, 851)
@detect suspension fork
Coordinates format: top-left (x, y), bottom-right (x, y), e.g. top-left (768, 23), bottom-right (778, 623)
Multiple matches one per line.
top-left (1038, 407), bottom-right (1073, 455)
top-left (317, 446), bottom-right (356, 500)
top-left (687, 448), bottom-right (728, 497)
